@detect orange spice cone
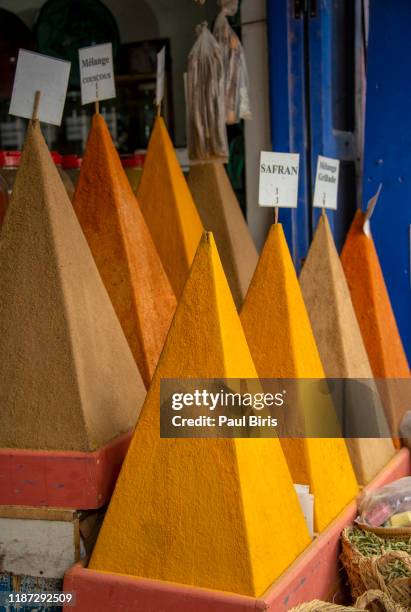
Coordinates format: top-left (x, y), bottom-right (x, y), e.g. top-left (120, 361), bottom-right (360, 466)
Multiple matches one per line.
top-left (89, 232), bottom-right (311, 597)
top-left (300, 214), bottom-right (395, 484)
top-left (341, 210), bottom-right (410, 440)
top-left (188, 161), bottom-right (258, 309)
top-left (137, 117), bottom-right (203, 297)
top-left (241, 224), bottom-right (358, 532)
top-left (73, 114), bottom-right (176, 388)
top-left (0, 121), bottom-right (146, 451)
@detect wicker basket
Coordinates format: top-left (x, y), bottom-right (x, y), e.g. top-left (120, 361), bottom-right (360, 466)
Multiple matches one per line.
top-left (289, 589), bottom-right (407, 611)
top-left (340, 527), bottom-right (411, 609)
top-left (289, 600), bottom-right (358, 611)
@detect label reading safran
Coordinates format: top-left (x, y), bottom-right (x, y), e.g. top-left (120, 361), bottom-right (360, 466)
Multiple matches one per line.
top-left (9, 49), bottom-right (71, 126)
top-left (79, 43), bottom-right (116, 105)
top-left (313, 155), bottom-right (340, 210)
top-left (259, 151), bottom-right (300, 208)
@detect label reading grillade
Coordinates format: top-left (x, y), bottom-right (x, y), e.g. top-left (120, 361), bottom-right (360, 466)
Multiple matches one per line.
top-left (78, 43), bottom-right (116, 106)
top-left (259, 151), bottom-right (300, 208)
top-left (313, 155), bottom-right (340, 210)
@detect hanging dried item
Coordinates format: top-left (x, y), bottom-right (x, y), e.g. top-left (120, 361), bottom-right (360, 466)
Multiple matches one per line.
top-left (187, 22), bottom-right (228, 161)
top-left (213, 0), bottom-right (252, 124)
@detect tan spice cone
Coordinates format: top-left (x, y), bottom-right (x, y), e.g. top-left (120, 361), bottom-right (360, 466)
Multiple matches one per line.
top-left (188, 161), bottom-right (258, 309)
top-left (0, 121), bottom-right (145, 451)
top-left (300, 214), bottom-right (395, 484)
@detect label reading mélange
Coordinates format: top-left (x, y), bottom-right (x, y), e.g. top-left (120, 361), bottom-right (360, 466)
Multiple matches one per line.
top-left (313, 155), bottom-right (340, 210)
top-left (79, 43), bottom-right (116, 105)
top-left (9, 49), bottom-right (71, 126)
top-left (259, 151), bottom-right (300, 208)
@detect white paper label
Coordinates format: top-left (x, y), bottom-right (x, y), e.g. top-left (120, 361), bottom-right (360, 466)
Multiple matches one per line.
top-left (156, 47), bottom-right (166, 106)
top-left (9, 49), bottom-right (71, 126)
top-left (259, 151), bottom-right (300, 208)
top-left (79, 43), bottom-right (116, 105)
top-left (313, 155), bottom-right (340, 210)
top-left (294, 484), bottom-right (314, 538)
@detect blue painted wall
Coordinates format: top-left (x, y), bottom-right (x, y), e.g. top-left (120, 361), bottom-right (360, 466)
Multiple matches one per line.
top-left (363, 0), bottom-right (411, 361)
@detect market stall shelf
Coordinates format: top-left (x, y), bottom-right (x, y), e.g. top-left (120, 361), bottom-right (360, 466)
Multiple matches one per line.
top-left (0, 432), bottom-right (131, 509)
top-left (63, 449), bottom-right (410, 611)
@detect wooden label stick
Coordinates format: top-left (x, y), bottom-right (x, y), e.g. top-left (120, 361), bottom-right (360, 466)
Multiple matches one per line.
top-left (274, 187), bottom-right (279, 223)
top-left (94, 82), bottom-right (100, 115)
top-left (32, 90), bottom-right (41, 122)
top-left (156, 47), bottom-right (165, 118)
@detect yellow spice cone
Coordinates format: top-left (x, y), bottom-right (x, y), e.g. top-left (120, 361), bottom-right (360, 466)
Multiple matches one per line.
top-left (300, 215), bottom-right (395, 484)
top-left (188, 161), bottom-right (258, 309)
top-left (137, 117), bottom-right (203, 297)
top-left (241, 224), bottom-right (358, 532)
top-left (89, 232), bottom-right (311, 597)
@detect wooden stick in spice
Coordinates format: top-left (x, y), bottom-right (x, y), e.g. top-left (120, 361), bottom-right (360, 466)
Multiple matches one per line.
top-left (32, 91), bottom-right (41, 122)
top-left (95, 81), bottom-right (100, 114)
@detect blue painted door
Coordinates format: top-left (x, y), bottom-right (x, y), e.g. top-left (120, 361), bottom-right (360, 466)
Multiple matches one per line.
top-left (266, 1), bottom-right (409, 360)
top-left (266, 0), bottom-right (363, 265)
top-left (307, 0), bottom-right (364, 251)
top-left (266, 0), bottom-right (310, 269)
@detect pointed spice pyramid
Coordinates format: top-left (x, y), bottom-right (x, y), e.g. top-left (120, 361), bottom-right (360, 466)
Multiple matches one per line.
top-left (240, 224), bottom-right (358, 532)
top-left (188, 161), bottom-right (258, 309)
top-left (137, 116), bottom-right (203, 297)
top-left (0, 121), bottom-right (146, 451)
top-left (89, 232), bottom-right (311, 597)
top-left (341, 210), bottom-right (410, 439)
top-left (300, 214), bottom-right (395, 484)
top-left (73, 114), bottom-right (176, 388)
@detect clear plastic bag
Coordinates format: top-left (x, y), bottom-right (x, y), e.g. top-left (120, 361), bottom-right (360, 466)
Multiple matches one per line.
top-left (358, 477), bottom-right (411, 527)
top-left (187, 22), bottom-right (228, 161)
top-left (218, 0), bottom-right (239, 16)
top-left (213, 5), bottom-right (252, 124)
